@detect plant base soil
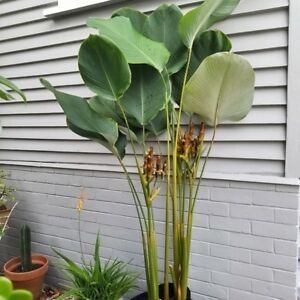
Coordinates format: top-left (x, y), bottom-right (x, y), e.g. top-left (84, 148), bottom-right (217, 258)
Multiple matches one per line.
top-left (40, 285), bottom-right (63, 300)
top-left (131, 283), bottom-right (191, 300)
top-left (13, 264), bottom-right (43, 273)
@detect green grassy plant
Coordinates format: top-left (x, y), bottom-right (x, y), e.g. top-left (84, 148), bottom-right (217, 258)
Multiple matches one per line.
top-left (53, 234), bottom-right (137, 300)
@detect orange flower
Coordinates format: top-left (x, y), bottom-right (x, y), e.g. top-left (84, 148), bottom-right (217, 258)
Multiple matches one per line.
top-left (76, 188), bottom-right (87, 212)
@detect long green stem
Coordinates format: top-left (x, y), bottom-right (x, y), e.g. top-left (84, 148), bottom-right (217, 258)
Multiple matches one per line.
top-left (172, 49), bottom-right (192, 299)
top-left (116, 103), bottom-right (159, 299)
top-left (192, 125), bottom-right (217, 211)
top-left (181, 174), bottom-right (194, 300)
top-left (115, 153), bottom-right (152, 296)
top-left (78, 211), bottom-right (85, 264)
top-left (164, 94), bottom-right (171, 300)
top-left (180, 125), bottom-right (217, 300)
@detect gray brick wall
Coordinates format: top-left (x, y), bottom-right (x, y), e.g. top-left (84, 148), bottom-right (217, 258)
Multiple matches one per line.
top-left (0, 165), bottom-right (299, 300)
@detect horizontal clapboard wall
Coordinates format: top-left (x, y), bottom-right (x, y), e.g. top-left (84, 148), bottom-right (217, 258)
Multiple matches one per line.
top-left (0, 0), bottom-right (289, 176)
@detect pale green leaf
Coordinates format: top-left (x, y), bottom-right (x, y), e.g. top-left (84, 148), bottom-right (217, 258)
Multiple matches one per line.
top-left (87, 16), bottom-right (170, 72)
top-left (172, 30), bottom-right (232, 102)
top-left (182, 52), bottom-right (255, 126)
top-left (179, 0), bottom-right (240, 48)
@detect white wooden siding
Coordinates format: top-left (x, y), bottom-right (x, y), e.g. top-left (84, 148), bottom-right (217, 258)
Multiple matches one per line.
top-left (0, 0), bottom-right (289, 176)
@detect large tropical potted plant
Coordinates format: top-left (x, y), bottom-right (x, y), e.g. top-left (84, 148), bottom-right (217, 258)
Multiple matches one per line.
top-left (41, 0), bottom-right (255, 299)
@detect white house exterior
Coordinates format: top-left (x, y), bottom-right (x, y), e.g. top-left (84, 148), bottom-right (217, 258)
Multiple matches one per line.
top-left (0, 0), bottom-right (299, 299)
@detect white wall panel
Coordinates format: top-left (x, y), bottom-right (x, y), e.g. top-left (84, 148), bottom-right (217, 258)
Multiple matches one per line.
top-left (0, 0), bottom-right (289, 176)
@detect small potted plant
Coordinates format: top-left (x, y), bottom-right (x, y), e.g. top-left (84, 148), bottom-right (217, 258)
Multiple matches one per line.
top-left (0, 170), bottom-right (16, 233)
top-left (4, 225), bottom-right (49, 300)
top-left (0, 276), bottom-right (32, 300)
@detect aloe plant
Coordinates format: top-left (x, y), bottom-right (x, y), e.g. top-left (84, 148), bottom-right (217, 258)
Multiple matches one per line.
top-left (41, 1), bottom-right (255, 299)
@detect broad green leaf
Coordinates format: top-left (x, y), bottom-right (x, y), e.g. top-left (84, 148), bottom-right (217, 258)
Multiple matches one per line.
top-left (162, 68), bottom-right (172, 99)
top-left (179, 0), bottom-right (240, 48)
top-left (89, 95), bottom-right (144, 143)
top-left (112, 7), bottom-right (147, 33)
top-left (78, 35), bottom-right (131, 101)
top-left (87, 16), bottom-right (170, 72)
top-left (0, 75), bottom-right (26, 102)
top-left (143, 4), bottom-right (188, 74)
top-left (67, 120), bottom-right (127, 159)
top-left (182, 52), bottom-right (255, 127)
top-left (172, 30), bottom-right (231, 102)
top-left (119, 125), bottom-right (144, 143)
top-left (114, 131), bottom-right (127, 159)
top-left (120, 65), bottom-right (166, 126)
top-left (145, 106), bottom-right (170, 137)
top-left (189, 30), bottom-right (231, 77)
top-left (41, 79), bottom-right (120, 149)
top-left (89, 95), bottom-right (124, 124)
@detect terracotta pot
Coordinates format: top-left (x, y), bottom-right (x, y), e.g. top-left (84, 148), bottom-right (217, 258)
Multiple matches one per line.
top-left (0, 208), bottom-right (11, 226)
top-left (4, 254), bottom-right (49, 300)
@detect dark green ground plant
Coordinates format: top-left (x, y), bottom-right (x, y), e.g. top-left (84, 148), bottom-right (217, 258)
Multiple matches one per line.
top-left (53, 234), bottom-right (137, 300)
top-left (42, 0), bottom-right (255, 299)
top-left (53, 192), bottom-right (137, 300)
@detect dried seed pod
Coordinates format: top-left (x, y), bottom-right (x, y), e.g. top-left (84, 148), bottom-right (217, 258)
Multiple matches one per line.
top-left (162, 160), bottom-right (168, 178)
top-left (199, 122), bottom-right (205, 141)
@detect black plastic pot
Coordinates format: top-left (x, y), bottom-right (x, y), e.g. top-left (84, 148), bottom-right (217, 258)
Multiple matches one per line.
top-left (131, 283), bottom-right (191, 300)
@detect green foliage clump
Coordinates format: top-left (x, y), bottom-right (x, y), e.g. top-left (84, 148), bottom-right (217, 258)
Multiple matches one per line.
top-left (0, 170), bottom-right (15, 210)
top-left (54, 234), bottom-right (137, 300)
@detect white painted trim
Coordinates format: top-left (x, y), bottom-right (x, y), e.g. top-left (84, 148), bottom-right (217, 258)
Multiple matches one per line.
top-left (43, 0), bottom-right (128, 17)
top-left (285, 0), bottom-right (300, 178)
top-left (0, 161), bottom-right (299, 186)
